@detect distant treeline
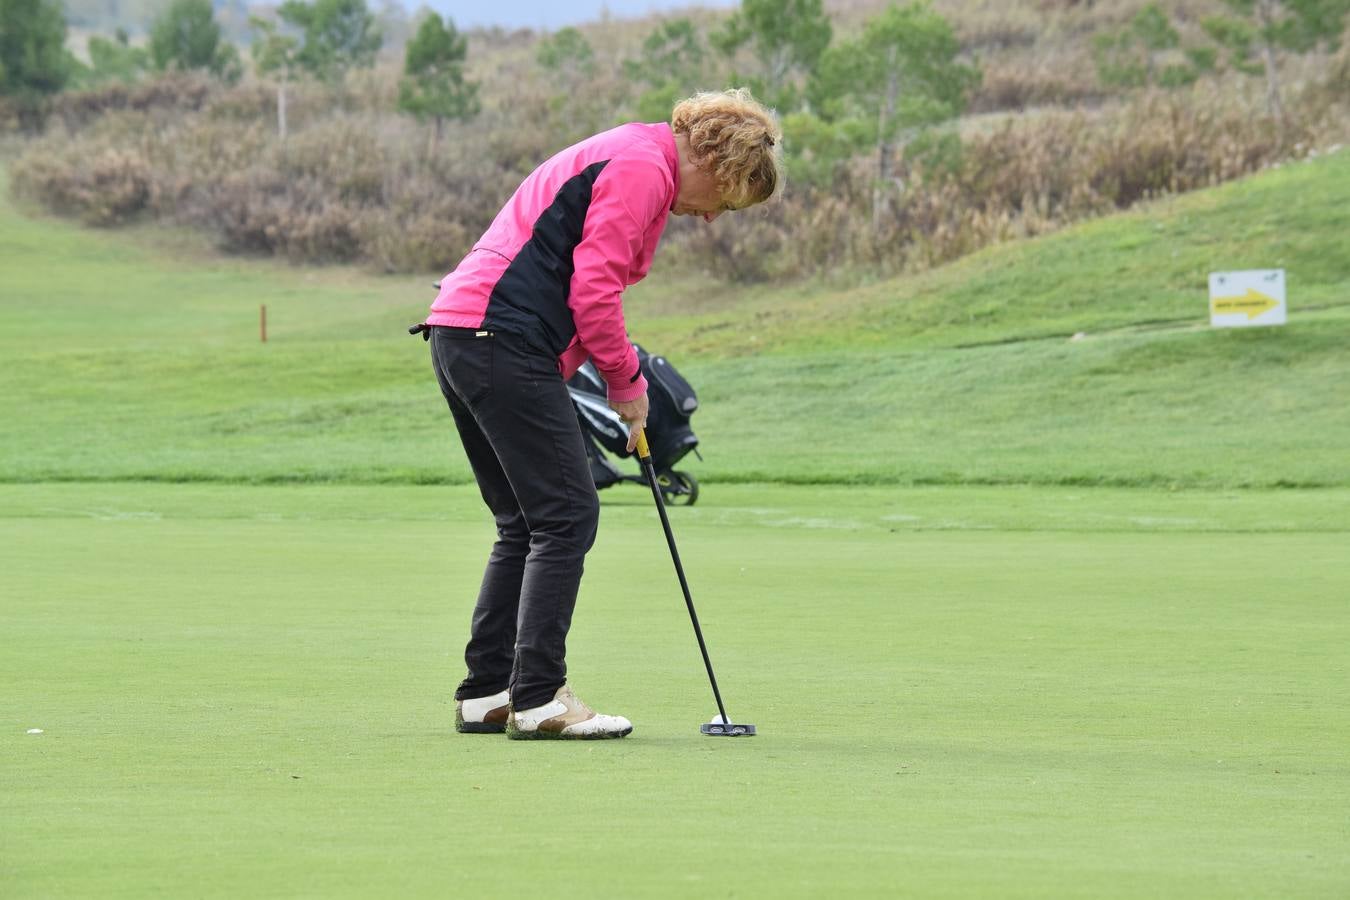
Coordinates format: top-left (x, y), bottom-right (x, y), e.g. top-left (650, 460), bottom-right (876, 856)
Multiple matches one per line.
top-left (2, 0), bottom-right (1348, 280)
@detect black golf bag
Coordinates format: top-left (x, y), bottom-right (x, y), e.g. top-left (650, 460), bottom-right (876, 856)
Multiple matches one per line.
top-left (567, 344), bottom-right (701, 505)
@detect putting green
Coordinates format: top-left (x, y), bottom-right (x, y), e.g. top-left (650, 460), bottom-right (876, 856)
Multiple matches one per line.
top-left (3, 483), bottom-right (1347, 898)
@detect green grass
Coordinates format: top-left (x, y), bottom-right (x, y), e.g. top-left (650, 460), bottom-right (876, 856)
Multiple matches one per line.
top-left (3, 483), bottom-right (1348, 898)
top-left (640, 149), bottom-right (1350, 357)
top-left (4, 147), bottom-right (1350, 897)
top-left (3, 151), bottom-right (1349, 487)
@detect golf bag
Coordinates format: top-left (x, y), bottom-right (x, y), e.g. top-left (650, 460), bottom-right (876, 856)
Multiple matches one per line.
top-left (567, 345), bottom-right (701, 505)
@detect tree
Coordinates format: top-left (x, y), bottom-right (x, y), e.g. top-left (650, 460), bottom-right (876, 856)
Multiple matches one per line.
top-left (250, 14), bottom-right (300, 139)
top-left (711, 0), bottom-right (833, 111)
top-left (150, 0), bottom-right (240, 81)
top-left (1204, 0), bottom-right (1350, 143)
top-left (623, 18), bottom-right (706, 122)
top-left (535, 26), bottom-right (593, 75)
top-left (398, 12), bottom-right (479, 149)
top-left (1094, 3), bottom-right (1217, 89)
top-left (534, 26), bottom-right (613, 140)
top-left (278, 0), bottom-right (382, 82)
top-left (807, 2), bottom-right (977, 223)
top-left (85, 28), bottom-right (150, 85)
top-left (0, 0), bottom-right (74, 107)
top-left (779, 110), bottom-right (871, 187)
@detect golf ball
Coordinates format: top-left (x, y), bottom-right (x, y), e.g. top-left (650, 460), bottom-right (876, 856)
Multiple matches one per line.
top-left (708, 714), bottom-right (727, 725)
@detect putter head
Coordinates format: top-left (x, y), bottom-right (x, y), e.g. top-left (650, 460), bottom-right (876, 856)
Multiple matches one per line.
top-left (701, 722), bottom-right (756, 737)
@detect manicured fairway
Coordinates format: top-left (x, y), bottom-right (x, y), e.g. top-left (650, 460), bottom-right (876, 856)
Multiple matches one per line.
top-left (3, 483), bottom-right (1347, 898)
top-left (3, 150), bottom-right (1348, 897)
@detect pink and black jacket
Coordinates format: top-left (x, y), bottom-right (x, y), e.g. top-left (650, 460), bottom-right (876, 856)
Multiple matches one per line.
top-left (425, 122), bottom-right (679, 404)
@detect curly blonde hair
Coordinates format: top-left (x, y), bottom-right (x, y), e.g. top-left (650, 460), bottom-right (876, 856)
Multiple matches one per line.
top-left (671, 88), bottom-right (783, 209)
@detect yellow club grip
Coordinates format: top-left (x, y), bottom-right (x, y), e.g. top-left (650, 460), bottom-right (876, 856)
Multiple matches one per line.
top-left (635, 428), bottom-right (652, 461)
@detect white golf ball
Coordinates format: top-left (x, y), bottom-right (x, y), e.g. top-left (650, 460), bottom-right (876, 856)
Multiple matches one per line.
top-left (708, 714), bottom-right (727, 725)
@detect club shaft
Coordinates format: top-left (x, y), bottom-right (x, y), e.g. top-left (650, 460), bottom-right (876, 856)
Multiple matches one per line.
top-left (639, 455), bottom-right (731, 726)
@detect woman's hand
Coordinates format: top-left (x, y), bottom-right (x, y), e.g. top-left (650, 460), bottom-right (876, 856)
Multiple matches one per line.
top-left (610, 393), bottom-right (649, 453)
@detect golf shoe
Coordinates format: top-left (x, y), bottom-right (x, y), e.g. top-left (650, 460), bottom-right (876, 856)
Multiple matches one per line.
top-left (455, 688), bottom-right (510, 733)
top-left (506, 684), bottom-right (632, 740)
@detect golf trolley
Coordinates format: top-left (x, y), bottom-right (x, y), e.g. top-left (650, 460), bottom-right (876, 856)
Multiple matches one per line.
top-left (567, 346), bottom-right (701, 506)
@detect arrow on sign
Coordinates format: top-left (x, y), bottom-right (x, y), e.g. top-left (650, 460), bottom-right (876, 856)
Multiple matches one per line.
top-left (1210, 288), bottom-right (1279, 320)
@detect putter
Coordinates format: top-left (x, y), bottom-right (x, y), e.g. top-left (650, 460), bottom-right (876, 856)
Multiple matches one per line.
top-left (635, 429), bottom-right (756, 737)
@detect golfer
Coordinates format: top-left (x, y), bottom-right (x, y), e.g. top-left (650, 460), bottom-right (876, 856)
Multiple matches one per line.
top-left (416, 88), bottom-right (782, 739)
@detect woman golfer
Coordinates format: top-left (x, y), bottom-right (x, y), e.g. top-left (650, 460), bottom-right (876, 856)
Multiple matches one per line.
top-left (418, 88), bottom-right (782, 739)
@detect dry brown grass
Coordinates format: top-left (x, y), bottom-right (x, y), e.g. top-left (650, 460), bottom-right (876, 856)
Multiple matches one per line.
top-left (666, 66), bottom-right (1344, 281)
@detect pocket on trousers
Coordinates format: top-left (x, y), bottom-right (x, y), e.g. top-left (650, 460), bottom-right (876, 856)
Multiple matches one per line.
top-left (439, 332), bottom-right (495, 407)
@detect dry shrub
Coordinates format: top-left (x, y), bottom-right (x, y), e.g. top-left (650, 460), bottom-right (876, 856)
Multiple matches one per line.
top-left (193, 169), bottom-right (361, 262)
top-left (679, 76), bottom-right (1336, 281)
top-left (149, 117), bottom-right (272, 200)
top-left (274, 116), bottom-right (389, 203)
top-left (667, 202), bottom-right (789, 283)
top-left (277, 201), bottom-right (363, 262)
top-left (1303, 42), bottom-right (1350, 117)
top-left (0, 97), bottom-right (25, 132)
top-left (969, 56), bottom-right (1106, 112)
top-left (10, 140), bottom-right (152, 225)
top-left (361, 208), bottom-right (472, 274)
top-left (893, 88), bottom-right (1304, 268)
top-left (7, 33), bottom-right (1347, 281)
top-left (948, 3), bottom-right (1043, 52)
top-left (204, 83), bottom-right (277, 121)
top-left (48, 73), bottom-right (215, 133)
top-left (199, 168), bottom-right (289, 254)
top-left (9, 76), bottom-right (519, 267)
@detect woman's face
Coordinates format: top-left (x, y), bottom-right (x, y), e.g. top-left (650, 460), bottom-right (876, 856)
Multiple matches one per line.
top-left (672, 162), bottom-right (731, 222)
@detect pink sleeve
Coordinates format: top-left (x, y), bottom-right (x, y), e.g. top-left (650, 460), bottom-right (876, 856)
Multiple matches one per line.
top-left (567, 157), bottom-right (668, 403)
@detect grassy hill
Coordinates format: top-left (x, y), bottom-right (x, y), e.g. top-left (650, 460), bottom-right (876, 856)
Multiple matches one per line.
top-left (2, 148), bottom-right (1347, 488)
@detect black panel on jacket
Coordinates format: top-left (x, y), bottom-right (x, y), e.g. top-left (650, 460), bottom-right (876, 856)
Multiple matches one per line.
top-left (483, 160), bottom-right (610, 355)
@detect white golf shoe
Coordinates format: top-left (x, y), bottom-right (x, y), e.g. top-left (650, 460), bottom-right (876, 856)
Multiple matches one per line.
top-left (506, 684), bottom-right (633, 740)
top-left (455, 689), bottom-right (510, 734)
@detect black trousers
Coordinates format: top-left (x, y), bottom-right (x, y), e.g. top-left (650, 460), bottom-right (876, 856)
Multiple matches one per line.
top-left (430, 327), bottom-right (600, 712)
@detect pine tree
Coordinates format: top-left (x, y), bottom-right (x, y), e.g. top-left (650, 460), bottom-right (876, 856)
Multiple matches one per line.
top-left (397, 12), bottom-right (479, 150)
top-left (622, 19), bottom-right (706, 123)
top-left (149, 0), bottom-right (240, 81)
top-left (0, 0), bottom-right (74, 105)
top-left (277, 0), bottom-right (382, 82)
top-left (806, 2), bottom-right (977, 224)
top-left (711, 0), bottom-right (833, 111)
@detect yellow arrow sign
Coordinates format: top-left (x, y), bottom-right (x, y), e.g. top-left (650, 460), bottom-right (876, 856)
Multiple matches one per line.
top-left (1211, 288), bottom-right (1280, 320)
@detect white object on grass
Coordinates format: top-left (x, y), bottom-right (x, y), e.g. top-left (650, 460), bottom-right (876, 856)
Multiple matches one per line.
top-left (708, 715), bottom-right (727, 725)
top-left (27, 729), bottom-right (43, 734)
top-left (1209, 269), bottom-right (1286, 328)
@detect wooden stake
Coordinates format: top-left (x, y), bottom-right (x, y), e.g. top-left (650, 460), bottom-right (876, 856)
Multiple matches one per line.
top-left (260, 304), bottom-right (268, 343)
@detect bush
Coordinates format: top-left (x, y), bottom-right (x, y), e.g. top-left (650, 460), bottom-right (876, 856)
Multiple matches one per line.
top-left (7, 19), bottom-right (1349, 282)
top-left (46, 72), bottom-right (214, 132)
top-left (11, 140), bottom-right (152, 224)
top-left (968, 57), bottom-right (1106, 112)
top-left (658, 78), bottom-right (1332, 281)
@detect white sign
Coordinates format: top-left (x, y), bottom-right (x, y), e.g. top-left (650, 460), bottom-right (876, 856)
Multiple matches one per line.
top-left (1209, 269), bottom-right (1286, 328)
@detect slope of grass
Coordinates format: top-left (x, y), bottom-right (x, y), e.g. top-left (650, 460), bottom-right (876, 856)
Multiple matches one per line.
top-left (631, 147), bottom-right (1350, 357)
top-left (2, 151), bottom-right (1348, 487)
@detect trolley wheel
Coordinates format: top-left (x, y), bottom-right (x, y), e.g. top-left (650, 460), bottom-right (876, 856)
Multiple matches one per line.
top-left (658, 470), bottom-right (699, 506)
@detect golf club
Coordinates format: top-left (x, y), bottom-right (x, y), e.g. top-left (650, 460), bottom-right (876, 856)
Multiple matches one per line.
top-left (634, 428), bottom-right (756, 737)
